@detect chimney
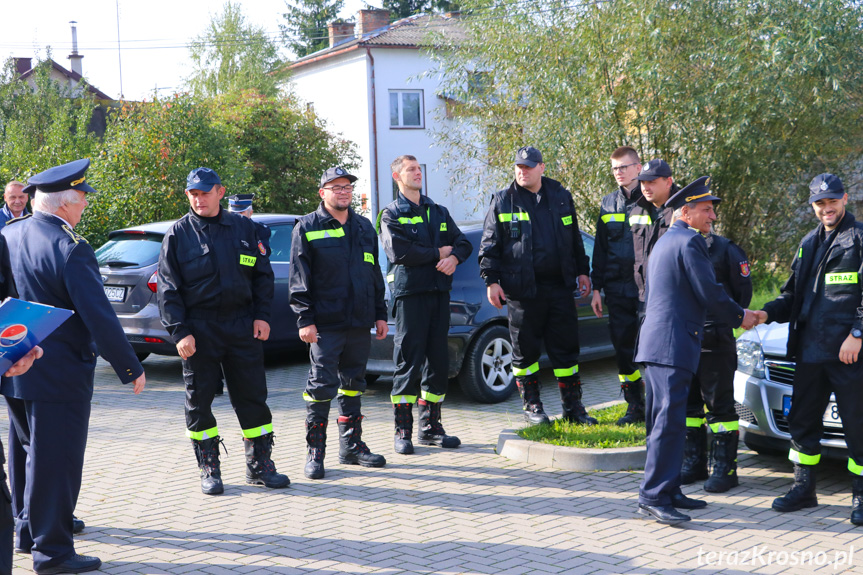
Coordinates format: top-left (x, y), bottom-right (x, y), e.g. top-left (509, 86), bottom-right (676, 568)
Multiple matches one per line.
top-left (14, 58), bottom-right (31, 76)
top-left (327, 20), bottom-right (356, 48)
top-left (357, 9), bottom-right (390, 37)
top-left (67, 21), bottom-right (84, 76)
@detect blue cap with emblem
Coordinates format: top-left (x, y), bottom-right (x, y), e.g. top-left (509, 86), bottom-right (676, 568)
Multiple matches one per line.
top-left (320, 166), bottom-right (358, 187)
top-left (808, 173), bottom-right (844, 204)
top-left (636, 159), bottom-right (673, 181)
top-left (514, 146), bottom-right (543, 167)
top-left (186, 167), bottom-right (222, 192)
top-left (666, 176), bottom-right (722, 210)
top-left (22, 158), bottom-right (98, 195)
top-left (228, 193), bottom-right (255, 212)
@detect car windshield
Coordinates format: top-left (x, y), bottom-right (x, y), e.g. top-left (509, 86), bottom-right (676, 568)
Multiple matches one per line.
top-left (267, 223), bottom-right (293, 263)
top-left (95, 235), bottom-right (162, 268)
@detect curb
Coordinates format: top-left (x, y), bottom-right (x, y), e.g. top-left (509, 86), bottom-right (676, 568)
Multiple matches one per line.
top-left (496, 402), bottom-right (646, 471)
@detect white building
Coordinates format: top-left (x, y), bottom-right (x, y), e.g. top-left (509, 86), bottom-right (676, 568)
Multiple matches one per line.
top-left (288, 10), bottom-right (482, 221)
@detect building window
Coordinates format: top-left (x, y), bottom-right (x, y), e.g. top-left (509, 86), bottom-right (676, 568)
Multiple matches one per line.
top-left (389, 90), bottom-right (424, 128)
top-left (392, 164), bottom-right (427, 201)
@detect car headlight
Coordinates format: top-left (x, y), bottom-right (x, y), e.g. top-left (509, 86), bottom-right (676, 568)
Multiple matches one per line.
top-left (736, 338), bottom-right (765, 378)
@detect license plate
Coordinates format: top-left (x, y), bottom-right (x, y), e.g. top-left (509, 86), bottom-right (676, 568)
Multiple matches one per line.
top-left (104, 286), bottom-right (125, 302)
top-left (783, 395), bottom-right (843, 428)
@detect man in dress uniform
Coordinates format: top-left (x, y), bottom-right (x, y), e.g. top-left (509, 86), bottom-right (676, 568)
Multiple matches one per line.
top-left (590, 146), bottom-right (645, 425)
top-left (290, 167), bottom-right (388, 479)
top-left (479, 146), bottom-right (595, 426)
top-left (2, 158), bottom-right (146, 574)
top-left (378, 155), bottom-right (472, 454)
top-left (227, 193), bottom-right (271, 257)
top-left (681, 229), bottom-right (752, 492)
top-left (0, 181), bottom-right (28, 226)
top-left (158, 167), bottom-right (289, 495)
top-left (635, 176), bottom-right (756, 525)
top-left (755, 173), bottom-right (863, 525)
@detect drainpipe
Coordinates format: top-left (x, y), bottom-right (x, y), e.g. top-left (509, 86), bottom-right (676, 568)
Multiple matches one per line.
top-left (367, 47), bottom-right (379, 219)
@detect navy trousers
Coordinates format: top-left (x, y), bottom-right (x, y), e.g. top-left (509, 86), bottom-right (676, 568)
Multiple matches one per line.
top-left (604, 293), bottom-right (640, 380)
top-left (6, 397), bottom-right (89, 572)
top-left (391, 292), bottom-right (450, 399)
top-left (640, 363), bottom-right (692, 506)
top-left (305, 327), bottom-right (371, 414)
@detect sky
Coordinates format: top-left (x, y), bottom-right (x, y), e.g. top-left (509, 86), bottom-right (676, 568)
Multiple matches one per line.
top-left (1, 0), bottom-right (375, 101)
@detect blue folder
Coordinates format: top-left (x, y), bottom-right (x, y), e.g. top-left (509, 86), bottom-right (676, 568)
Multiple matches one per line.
top-left (0, 297), bottom-right (74, 375)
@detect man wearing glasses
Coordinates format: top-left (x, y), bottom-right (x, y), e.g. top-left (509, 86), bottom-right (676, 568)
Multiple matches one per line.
top-left (290, 167), bottom-right (388, 479)
top-left (590, 146), bottom-right (645, 425)
top-left (378, 155), bottom-right (472, 454)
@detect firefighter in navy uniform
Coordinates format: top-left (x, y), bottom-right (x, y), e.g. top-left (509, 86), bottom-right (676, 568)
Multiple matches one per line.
top-left (378, 155), bottom-right (472, 454)
top-left (2, 159), bottom-right (146, 574)
top-left (590, 146), bottom-right (645, 425)
top-left (479, 146), bottom-right (595, 426)
top-left (629, 159), bottom-right (677, 308)
top-left (289, 167), bottom-right (388, 479)
top-left (680, 206), bottom-right (753, 492)
top-left (756, 173), bottom-right (863, 526)
top-left (158, 167), bottom-right (289, 495)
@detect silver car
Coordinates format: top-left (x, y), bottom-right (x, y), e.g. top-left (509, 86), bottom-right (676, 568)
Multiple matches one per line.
top-left (734, 323), bottom-right (848, 457)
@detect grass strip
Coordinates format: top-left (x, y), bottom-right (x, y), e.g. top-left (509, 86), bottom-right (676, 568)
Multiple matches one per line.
top-left (516, 402), bottom-right (646, 448)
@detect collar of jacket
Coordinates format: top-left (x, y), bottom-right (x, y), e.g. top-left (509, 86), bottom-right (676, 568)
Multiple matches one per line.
top-left (396, 191), bottom-right (433, 214)
top-left (507, 176), bottom-right (565, 197)
top-left (315, 201), bottom-right (356, 226)
top-left (31, 210), bottom-right (65, 227)
top-left (814, 210), bottom-right (856, 239)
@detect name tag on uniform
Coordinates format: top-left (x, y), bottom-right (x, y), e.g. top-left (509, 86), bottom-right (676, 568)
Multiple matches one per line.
top-left (364, 252), bottom-right (374, 264)
top-left (825, 272), bottom-right (858, 285)
top-left (562, 215), bottom-right (573, 226)
top-left (240, 254), bottom-right (257, 267)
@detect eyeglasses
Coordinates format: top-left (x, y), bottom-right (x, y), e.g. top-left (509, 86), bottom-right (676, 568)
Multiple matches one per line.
top-left (323, 184), bottom-right (354, 193)
top-left (611, 163), bottom-right (638, 173)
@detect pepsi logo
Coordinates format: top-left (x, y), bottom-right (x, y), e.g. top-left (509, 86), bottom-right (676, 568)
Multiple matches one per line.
top-left (0, 324), bottom-right (27, 347)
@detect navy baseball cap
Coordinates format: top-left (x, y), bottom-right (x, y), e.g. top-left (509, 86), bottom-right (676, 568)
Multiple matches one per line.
top-left (636, 159), bottom-right (673, 181)
top-left (186, 167), bottom-right (222, 191)
top-left (320, 167), bottom-right (358, 187)
top-left (514, 146), bottom-right (543, 167)
top-left (666, 176), bottom-right (722, 210)
top-left (228, 193), bottom-right (254, 212)
top-left (22, 158), bottom-right (98, 195)
top-left (808, 173), bottom-right (845, 204)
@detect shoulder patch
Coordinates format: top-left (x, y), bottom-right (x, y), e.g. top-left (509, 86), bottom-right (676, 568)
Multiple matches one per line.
top-left (61, 225), bottom-right (88, 245)
top-left (5, 214), bottom-right (31, 226)
top-left (739, 261), bottom-right (751, 277)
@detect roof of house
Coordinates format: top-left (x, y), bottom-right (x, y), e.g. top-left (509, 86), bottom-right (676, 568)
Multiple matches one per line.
top-left (16, 58), bottom-right (113, 101)
top-left (290, 13), bottom-right (467, 70)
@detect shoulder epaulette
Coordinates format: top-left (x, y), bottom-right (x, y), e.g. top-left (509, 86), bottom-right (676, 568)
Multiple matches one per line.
top-left (61, 225), bottom-right (88, 244)
top-left (5, 214), bottom-right (31, 226)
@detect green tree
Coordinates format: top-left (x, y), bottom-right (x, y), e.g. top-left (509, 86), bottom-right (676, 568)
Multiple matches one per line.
top-left (187, 1), bottom-right (284, 97)
top-left (432, 0), bottom-right (863, 269)
top-left (281, 0), bottom-right (344, 58)
top-left (383, 0), bottom-right (459, 19)
top-left (208, 90), bottom-right (359, 214)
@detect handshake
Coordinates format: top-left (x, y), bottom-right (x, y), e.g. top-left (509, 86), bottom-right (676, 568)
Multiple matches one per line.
top-left (740, 309), bottom-right (768, 330)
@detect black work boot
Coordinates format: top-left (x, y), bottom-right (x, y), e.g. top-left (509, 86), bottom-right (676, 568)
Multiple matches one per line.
top-left (558, 379), bottom-right (597, 425)
top-left (192, 436), bottom-right (224, 495)
top-left (616, 379), bottom-right (645, 425)
top-left (393, 403), bottom-right (415, 454)
top-left (851, 476), bottom-right (863, 526)
top-left (680, 425), bottom-right (709, 484)
top-left (418, 399), bottom-right (461, 448)
top-left (516, 375), bottom-right (549, 425)
top-left (704, 430), bottom-right (740, 493)
top-left (338, 415), bottom-right (386, 467)
top-left (304, 420), bottom-right (327, 479)
top-left (244, 433), bottom-right (290, 488)
top-left (772, 463), bottom-right (818, 512)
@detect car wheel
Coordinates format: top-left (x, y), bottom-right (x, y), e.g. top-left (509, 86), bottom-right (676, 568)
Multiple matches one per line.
top-left (458, 324), bottom-right (515, 403)
top-left (136, 352), bottom-right (150, 362)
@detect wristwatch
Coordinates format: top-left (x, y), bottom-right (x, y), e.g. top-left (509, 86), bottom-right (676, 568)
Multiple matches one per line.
top-left (852, 328), bottom-right (862, 339)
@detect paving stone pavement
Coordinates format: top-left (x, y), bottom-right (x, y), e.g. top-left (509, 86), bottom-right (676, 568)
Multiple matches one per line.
top-left (7, 353), bottom-right (862, 574)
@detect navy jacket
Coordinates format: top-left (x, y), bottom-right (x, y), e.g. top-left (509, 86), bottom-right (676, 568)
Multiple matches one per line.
top-left (289, 203), bottom-right (387, 331)
top-left (635, 220), bottom-right (745, 373)
top-left (590, 184), bottom-right (641, 298)
top-left (158, 208), bottom-right (274, 343)
top-left (0, 205), bottom-right (28, 227)
top-left (1, 212), bottom-right (143, 401)
top-left (630, 188), bottom-right (677, 302)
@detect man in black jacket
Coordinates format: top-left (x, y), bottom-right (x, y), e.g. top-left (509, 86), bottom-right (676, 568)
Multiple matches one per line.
top-left (756, 173), bottom-right (863, 525)
top-left (590, 146), bottom-right (644, 425)
top-left (479, 146), bottom-right (594, 426)
top-left (289, 167), bottom-right (388, 479)
top-left (378, 155), bottom-right (472, 454)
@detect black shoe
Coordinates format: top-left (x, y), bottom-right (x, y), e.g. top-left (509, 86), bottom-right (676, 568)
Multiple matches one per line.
top-left (637, 503), bottom-right (691, 525)
top-left (192, 436), bottom-right (225, 495)
top-left (772, 463), bottom-right (818, 512)
top-left (72, 515), bottom-right (85, 535)
top-left (35, 554), bottom-right (102, 574)
top-left (616, 380), bottom-right (645, 425)
top-left (523, 405), bottom-right (550, 426)
top-left (393, 403), bottom-right (415, 454)
top-left (14, 544), bottom-right (31, 554)
top-left (516, 376), bottom-right (550, 425)
top-left (304, 450), bottom-right (325, 480)
top-left (558, 380), bottom-right (597, 425)
top-left (338, 415), bottom-right (387, 467)
top-left (680, 425), bottom-right (709, 484)
top-left (704, 430), bottom-right (740, 493)
top-left (671, 492), bottom-right (708, 509)
top-left (244, 433), bottom-right (290, 488)
top-left (417, 400), bottom-right (461, 448)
